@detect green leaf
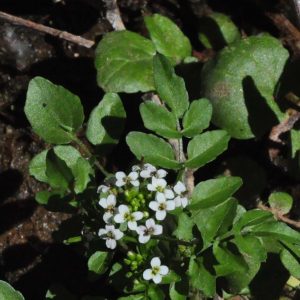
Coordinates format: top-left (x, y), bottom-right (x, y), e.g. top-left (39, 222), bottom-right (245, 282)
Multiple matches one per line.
top-left (291, 129), bottom-right (300, 158)
top-left (173, 212), bottom-right (194, 241)
top-left (126, 131), bottom-right (180, 169)
top-left (46, 149), bottom-right (73, 191)
top-left (35, 190), bottom-right (62, 205)
top-left (234, 235), bottom-right (267, 263)
top-left (54, 145), bottom-right (94, 194)
top-left (46, 284), bottom-right (76, 300)
top-left (0, 280), bottom-right (24, 300)
top-left (153, 54), bottom-right (189, 118)
top-left (188, 256), bottom-right (216, 297)
top-left (88, 251), bottom-right (110, 275)
top-left (182, 99), bottom-right (212, 137)
top-left (145, 14), bottom-right (192, 63)
top-left (95, 31), bottom-right (156, 93)
top-left (250, 221), bottom-right (300, 244)
top-left (25, 77), bottom-right (84, 144)
top-left (198, 12), bottom-right (240, 49)
top-left (86, 93), bottom-right (126, 146)
top-left (233, 209), bottom-right (274, 232)
top-left (193, 198), bottom-right (237, 248)
top-left (118, 295), bottom-right (144, 300)
top-left (160, 270), bottom-right (181, 284)
top-left (268, 192), bottom-right (293, 215)
top-left (140, 101), bottom-right (180, 138)
top-left (185, 130), bottom-right (230, 168)
top-left (202, 35), bottom-right (289, 139)
top-left (280, 248), bottom-right (300, 278)
top-left (148, 284), bottom-right (164, 299)
top-left (190, 176), bottom-right (242, 210)
top-left (169, 283), bottom-right (186, 300)
top-left (29, 150), bottom-right (48, 183)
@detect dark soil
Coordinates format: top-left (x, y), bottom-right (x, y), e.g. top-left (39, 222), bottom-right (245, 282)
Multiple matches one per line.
top-left (1, 0), bottom-right (300, 299)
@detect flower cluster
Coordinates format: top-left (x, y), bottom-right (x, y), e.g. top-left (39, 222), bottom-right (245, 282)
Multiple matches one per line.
top-left (97, 163), bottom-right (189, 250)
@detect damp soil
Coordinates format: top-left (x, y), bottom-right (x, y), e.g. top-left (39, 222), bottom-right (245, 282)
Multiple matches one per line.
top-left (1, 1), bottom-right (300, 299)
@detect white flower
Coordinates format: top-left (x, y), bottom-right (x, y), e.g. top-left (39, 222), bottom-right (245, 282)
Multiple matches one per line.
top-left (136, 218), bottom-right (162, 243)
top-left (131, 165), bottom-right (141, 172)
top-left (98, 225), bottom-right (123, 249)
top-left (115, 171), bottom-right (139, 187)
top-left (173, 181), bottom-right (189, 208)
top-left (147, 177), bottom-right (174, 201)
top-left (114, 205), bottom-right (143, 230)
top-left (143, 257), bottom-right (169, 284)
top-left (140, 163), bottom-right (167, 179)
top-left (99, 194), bottom-right (117, 223)
top-left (149, 197), bottom-right (175, 220)
top-left (97, 184), bottom-right (110, 194)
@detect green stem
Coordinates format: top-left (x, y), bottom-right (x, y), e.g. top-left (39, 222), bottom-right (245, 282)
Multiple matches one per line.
top-left (72, 136), bottom-right (109, 177)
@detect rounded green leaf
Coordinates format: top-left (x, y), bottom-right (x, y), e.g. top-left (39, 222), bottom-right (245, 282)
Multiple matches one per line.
top-left (198, 12), bottom-right (240, 49)
top-left (202, 35), bottom-right (289, 139)
top-left (0, 280), bottom-right (24, 300)
top-left (140, 101), bottom-right (180, 138)
top-left (95, 31), bottom-right (156, 93)
top-left (145, 14), bottom-right (192, 63)
top-left (281, 248), bottom-right (300, 278)
top-left (88, 251), bottom-right (110, 275)
top-left (153, 54), bottom-right (189, 118)
top-left (25, 77), bottom-right (84, 144)
top-left (185, 130), bottom-right (230, 168)
top-left (268, 192), bottom-right (293, 215)
top-left (182, 99), bottom-right (212, 137)
top-left (190, 176), bottom-right (242, 210)
top-left (29, 149), bottom-right (49, 183)
top-left (126, 131), bottom-right (180, 169)
top-left (86, 93), bottom-right (126, 146)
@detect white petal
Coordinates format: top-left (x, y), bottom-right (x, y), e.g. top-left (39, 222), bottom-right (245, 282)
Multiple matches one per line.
top-left (131, 180), bottom-right (140, 187)
top-left (132, 211), bottom-right (143, 221)
top-left (153, 224), bottom-right (163, 235)
top-left (98, 228), bottom-right (107, 236)
top-left (113, 229), bottom-right (124, 240)
top-left (128, 221), bottom-right (137, 230)
top-left (147, 183), bottom-right (155, 191)
top-left (97, 185), bottom-right (109, 193)
top-left (156, 169), bottom-right (167, 178)
top-left (115, 171), bottom-right (126, 180)
top-left (143, 269), bottom-right (153, 280)
top-left (129, 171), bottom-right (138, 180)
top-left (118, 204), bottom-right (129, 214)
top-left (105, 225), bottom-right (115, 231)
top-left (156, 192), bottom-right (166, 202)
top-left (156, 210), bottom-right (167, 220)
top-left (116, 180), bottom-right (125, 187)
top-left (156, 178), bottom-right (167, 188)
top-left (136, 225), bottom-right (146, 235)
top-left (139, 234), bottom-right (150, 244)
top-left (144, 163), bottom-right (156, 172)
top-left (114, 213), bottom-right (125, 224)
top-left (106, 239), bottom-right (116, 249)
top-left (106, 194), bottom-right (116, 206)
top-left (181, 197), bottom-right (188, 208)
top-left (151, 257), bottom-right (161, 267)
top-left (140, 170), bottom-right (151, 178)
top-left (174, 181), bottom-right (186, 194)
top-left (132, 165), bottom-right (140, 171)
top-left (152, 274), bottom-right (162, 284)
top-left (149, 201), bottom-right (159, 212)
top-left (159, 265), bottom-right (169, 275)
top-left (103, 212), bottom-right (113, 223)
top-left (165, 189), bottom-right (175, 199)
top-left (145, 218), bottom-right (155, 228)
top-left (99, 198), bottom-right (108, 208)
top-left (166, 200), bottom-right (175, 211)
top-left (174, 196), bottom-right (182, 207)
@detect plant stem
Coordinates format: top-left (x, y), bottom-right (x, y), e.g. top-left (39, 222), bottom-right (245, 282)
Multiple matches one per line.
top-left (73, 136), bottom-right (109, 177)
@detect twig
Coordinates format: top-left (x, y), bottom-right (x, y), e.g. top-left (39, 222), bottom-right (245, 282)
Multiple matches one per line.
top-left (104, 0), bottom-right (125, 31)
top-left (258, 203), bottom-right (300, 229)
top-left (0, 11), bottom-right (94, 48)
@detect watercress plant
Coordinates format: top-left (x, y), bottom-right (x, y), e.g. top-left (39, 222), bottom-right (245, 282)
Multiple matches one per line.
top-left (25, 12), bottom-right (300, 300)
